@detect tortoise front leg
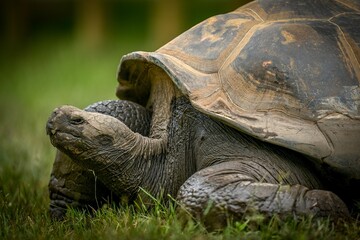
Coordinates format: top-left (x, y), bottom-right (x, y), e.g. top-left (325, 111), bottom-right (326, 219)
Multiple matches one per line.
top-left (49, 151), bottom-right (114, 219)
top-left (176, 161), bottom-right (350, 229)
top-left (48, 100), bottom-right (151, 219)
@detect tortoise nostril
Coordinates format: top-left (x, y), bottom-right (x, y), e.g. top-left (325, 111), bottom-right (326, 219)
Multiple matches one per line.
top-left (47, 121), bottom-right (53, 128)
top-left (46, 121), bottom-right (55, 135)
top-left (53, 108), bottom-right (61, 116)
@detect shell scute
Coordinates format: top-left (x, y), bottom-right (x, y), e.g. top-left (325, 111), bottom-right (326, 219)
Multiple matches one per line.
top-left (159, 12), bottom-right (260, 74)
top-left (225, 20), bottom-right (359, 120)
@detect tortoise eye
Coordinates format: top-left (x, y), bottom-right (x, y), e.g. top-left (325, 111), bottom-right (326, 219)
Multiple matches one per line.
top-left (70, 116), bottom-right (85, 125)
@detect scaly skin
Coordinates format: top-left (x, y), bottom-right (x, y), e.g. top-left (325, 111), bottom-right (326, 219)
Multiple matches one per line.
top-left (177, 162), bottom-right (349, 229)
top-left (46, 96), bottom-right (350, 226)
top-left (48, 100), bottom-right (151, 219)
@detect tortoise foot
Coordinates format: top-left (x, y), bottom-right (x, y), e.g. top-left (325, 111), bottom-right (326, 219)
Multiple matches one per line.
top-left (177, 162), bottom-right (350, 228)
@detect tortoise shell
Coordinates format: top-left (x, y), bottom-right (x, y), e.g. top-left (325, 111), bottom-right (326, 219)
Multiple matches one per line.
top-left (117, 0), bottom-right (360, 180)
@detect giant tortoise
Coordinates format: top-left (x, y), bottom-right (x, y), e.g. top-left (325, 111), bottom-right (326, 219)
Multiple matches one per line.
top-left (46, 0), bottom-right (360, 226)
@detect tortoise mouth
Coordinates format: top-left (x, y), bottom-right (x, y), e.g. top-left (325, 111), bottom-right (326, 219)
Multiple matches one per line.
top-left (46, 125), bottom-right (85, 153)
top-left (46, 109), bottom-right (85, 148)
top-left (49, 131), bottom-right (81, 144)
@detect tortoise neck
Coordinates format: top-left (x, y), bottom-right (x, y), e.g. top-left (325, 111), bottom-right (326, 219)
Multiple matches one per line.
top-left (92, 131), bottom-right (166, 200)
top-left (137, 97), bottom-right (198, 204)
top-left (147, 68), bottom-right (175, 141)
top-left (130, 68), bottom-right (179, 203)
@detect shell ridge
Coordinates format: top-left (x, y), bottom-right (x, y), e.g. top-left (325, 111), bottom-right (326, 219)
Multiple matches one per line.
top-left (328, 12), bottom-right (358, 21)
top-left (156, 49), bottom-right (218, 74)
top-left (328, 15), bottom-right (360, 84)
top-left (218, 23), bottom-right (263, 73)
top-left (216, 23), bottom-right (265, 118)
top-left (335, 0), bottom-right (360, 11)
top-left (244, 8), bottom-right (265, 22)
top-left (315, 122), bottom-right (335, 160)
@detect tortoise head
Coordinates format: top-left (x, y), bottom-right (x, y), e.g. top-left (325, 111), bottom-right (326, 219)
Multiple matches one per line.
top-left (46, 105), bottom-right (145, 198)
top-left (46, 105), bottom-right (135, 161)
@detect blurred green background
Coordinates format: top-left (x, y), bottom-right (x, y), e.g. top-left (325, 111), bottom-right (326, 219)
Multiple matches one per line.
top-left (1, 2), bottom-right (359, 239)
top-left (0, 0), bottom-right (250, 223)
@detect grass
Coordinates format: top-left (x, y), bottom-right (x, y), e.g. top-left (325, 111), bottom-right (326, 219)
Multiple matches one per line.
top-left (0, 35), bottom-right (360, 239)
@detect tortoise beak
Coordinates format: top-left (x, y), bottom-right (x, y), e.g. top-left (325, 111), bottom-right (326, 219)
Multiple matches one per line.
top-left (46, 108), bottom-right (60, 136)
top-left (46, 119), bottom-right (56, 136)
